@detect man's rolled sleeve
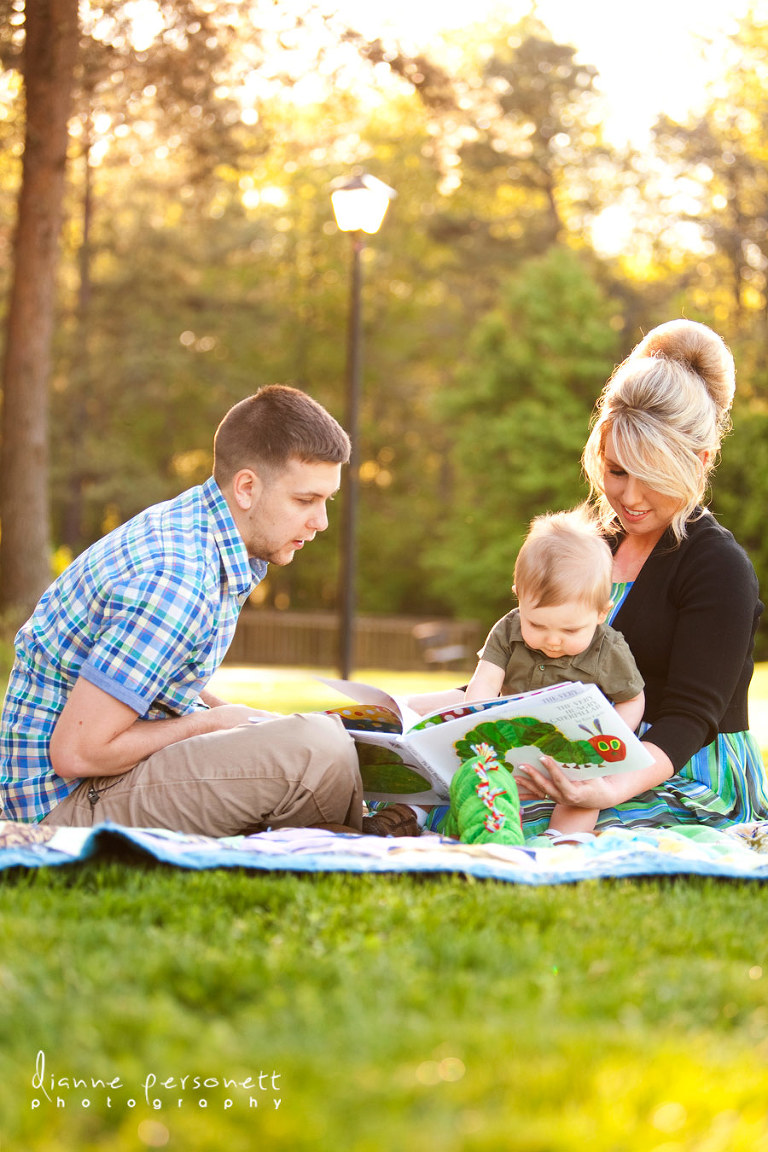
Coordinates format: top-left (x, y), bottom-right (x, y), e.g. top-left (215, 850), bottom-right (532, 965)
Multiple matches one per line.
top-left (80, 571), bottom-right (212, 715)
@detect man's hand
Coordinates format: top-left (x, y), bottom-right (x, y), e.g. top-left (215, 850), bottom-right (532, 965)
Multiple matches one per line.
top-left (199, 688), bottom-right (277, 724)
top-left (211, 705), bottom-right (279, 726)
top-left (205, 704), bottom-right (277, 727)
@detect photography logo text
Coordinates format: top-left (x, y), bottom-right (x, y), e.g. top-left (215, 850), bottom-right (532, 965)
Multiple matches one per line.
top-left (30, 1050), bottom-right (283, 1112)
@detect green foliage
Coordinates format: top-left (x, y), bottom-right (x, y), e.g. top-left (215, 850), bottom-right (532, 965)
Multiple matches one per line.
top-left (0, 622), bottom-right (16, 680)
top-left (711, 399), bottom-right (768, 659)
top-left (424, 246), bottom-right (622, 623)
top-left (13, 7), bottom-right (640, 621)
top-left (429, 16), bottom-right (611, 293)
top-left (647, 11), bottom-right (768, 332)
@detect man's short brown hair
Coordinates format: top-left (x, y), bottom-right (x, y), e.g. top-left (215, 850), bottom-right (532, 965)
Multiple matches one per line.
top-left (213, 385), bottom-right (350, 484)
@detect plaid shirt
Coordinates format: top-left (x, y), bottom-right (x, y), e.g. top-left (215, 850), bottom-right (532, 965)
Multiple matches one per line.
top-left (0, 478), bottom-right (266, 822)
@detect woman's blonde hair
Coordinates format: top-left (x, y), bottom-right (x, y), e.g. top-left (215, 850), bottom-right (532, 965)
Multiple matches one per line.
top-left (514, 507), bottom-right (613, 612)
top-left (582, 319), bottom-right (735, 540)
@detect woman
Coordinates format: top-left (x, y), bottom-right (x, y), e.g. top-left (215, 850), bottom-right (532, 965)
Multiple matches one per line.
top-left (515, 318), bottom-right (768, 835)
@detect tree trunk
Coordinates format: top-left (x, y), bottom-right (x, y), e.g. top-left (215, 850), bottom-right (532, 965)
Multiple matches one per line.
top-left (61, 130), bottom-right (93, 553)
top-left (0, 0), bottom-right (79, 619)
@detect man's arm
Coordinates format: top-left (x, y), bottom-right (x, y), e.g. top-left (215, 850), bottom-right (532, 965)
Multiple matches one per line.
top-left (49, 678), bottom-right (260, 780)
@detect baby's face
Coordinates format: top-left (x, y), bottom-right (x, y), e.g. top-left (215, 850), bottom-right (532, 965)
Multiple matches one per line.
top-left (518, 597), bottom-right (604, 660)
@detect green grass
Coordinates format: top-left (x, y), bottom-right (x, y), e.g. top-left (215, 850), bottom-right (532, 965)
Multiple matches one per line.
top-left (2, 870), bottom-right (768, 1151)
top-left (2, 666), bottom-right (768, 1151)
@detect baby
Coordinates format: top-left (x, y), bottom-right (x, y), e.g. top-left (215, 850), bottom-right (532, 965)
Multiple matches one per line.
top-left (460, 507), bottom-right (644, 838)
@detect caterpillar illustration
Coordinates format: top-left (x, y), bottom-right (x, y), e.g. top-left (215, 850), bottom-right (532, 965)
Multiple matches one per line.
top-left (453, 715), bottom-right (624, 771)
top-left (585, 734), bottom-right (626, 762)
top-left (579, 720), bottom-right (626, 763)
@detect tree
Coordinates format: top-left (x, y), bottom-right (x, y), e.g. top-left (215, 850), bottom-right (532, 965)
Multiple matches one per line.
top-left (0, 0), bottom-right (78, 618)
top-left (711, 395), bottom-right (768, 661)
top-left (649, 11), bottom-right (768, 336)
top-left (0, 0), bottom-right (394, 606)
top-left (426, 17), bottom-right (610, 311)
top-left (50, 0), bottom-right (259, 554)
top-left (423, 246), bottom-right (622, 624)
top-left (6, 4), bottom-right (736, 629)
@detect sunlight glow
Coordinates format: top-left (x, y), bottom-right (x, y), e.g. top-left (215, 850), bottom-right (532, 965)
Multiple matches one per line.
top-left (123, 0), bottom-right (163, 51)
top-left (120, 0), bottom-right (756, 146)
top-left (86, 0), bottom-right (762, 259)
top-left (332, 0), bottom-right (753, 145)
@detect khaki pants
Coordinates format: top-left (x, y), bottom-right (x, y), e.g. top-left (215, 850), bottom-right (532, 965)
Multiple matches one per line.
top-left (41, 713), bottom-right (362, 836)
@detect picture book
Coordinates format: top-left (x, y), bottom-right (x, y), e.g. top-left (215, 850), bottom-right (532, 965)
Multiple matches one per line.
top-left (319, 677), bottom-right (654, 804)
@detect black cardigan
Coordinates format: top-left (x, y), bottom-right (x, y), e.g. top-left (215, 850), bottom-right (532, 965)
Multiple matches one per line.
top-left (609, 511), bottom-right (763, 772)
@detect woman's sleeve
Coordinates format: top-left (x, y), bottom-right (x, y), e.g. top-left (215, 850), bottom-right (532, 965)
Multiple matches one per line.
top-left (642, 535), bottom-right (760, 770)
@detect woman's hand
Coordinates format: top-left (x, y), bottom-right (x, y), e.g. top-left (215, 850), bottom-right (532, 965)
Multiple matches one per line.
top-left (515, 742), bottom-right (675, 810)
top-left (515, 757), bottom-right (615, 810)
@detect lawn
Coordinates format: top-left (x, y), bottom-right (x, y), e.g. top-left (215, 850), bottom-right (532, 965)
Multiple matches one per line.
top-left (2, 666), bottom-right (768, 1152)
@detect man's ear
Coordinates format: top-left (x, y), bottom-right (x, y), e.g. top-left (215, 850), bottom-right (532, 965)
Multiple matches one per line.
top-left (231, 468), bottom-right (262, 511)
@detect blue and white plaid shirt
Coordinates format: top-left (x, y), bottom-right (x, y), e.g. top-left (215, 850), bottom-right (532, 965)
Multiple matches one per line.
top-left (0, 477), bottom-right (266, 822)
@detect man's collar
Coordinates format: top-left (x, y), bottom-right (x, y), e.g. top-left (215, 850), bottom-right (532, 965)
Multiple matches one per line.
top-left (202, 477), bottom-right (266, 594)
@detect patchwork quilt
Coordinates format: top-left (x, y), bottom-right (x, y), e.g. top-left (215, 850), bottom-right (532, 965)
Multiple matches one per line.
top-left (2, 819), bottom-right (768, 885)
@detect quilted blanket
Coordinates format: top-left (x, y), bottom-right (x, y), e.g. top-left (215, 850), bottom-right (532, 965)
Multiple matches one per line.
top-left (2, 819), bottom-right (768, 885)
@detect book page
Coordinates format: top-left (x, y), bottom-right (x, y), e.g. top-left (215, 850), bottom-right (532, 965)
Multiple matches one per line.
top-left (351, 730), bottom-right (451, 802)
top-left (407, 682), bottom-right (653, 782)
top-left (315, 676), bottom-right (422, 733)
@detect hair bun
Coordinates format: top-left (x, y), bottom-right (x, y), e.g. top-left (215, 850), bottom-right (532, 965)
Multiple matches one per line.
top-left (631, 319), bottom-right (735, 417)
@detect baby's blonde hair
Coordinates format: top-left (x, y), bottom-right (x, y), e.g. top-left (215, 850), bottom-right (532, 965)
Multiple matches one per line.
top-left (514, 507), bottom-right (613, 613)
top-left (583, 319), bottom-right (735, 540)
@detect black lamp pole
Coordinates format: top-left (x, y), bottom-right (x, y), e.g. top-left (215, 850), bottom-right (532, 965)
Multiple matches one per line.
top-left (331, 172), bottom-right (395, 679)
top-left (339, 231), bottom-right (363, 680)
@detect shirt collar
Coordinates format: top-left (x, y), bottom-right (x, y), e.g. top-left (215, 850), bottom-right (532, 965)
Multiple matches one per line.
top-left (202, 477), bottom-right (267, 596)
top-left (509, 611), bottom-right (524, 641)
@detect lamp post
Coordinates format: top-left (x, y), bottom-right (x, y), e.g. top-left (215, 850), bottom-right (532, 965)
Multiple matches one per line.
top-left (331, 173), bottom-right (396, 679)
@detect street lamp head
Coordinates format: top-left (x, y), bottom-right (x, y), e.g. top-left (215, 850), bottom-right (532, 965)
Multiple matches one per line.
top-left (330, 173), bottom-right (397, 234)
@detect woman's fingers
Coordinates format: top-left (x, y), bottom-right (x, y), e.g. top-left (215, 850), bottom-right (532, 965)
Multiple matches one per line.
top-left (519, 756), bottom-right (614, 810)
top-left (515, 760), bottom-right (556, 801)
top-left (516, 756), bottom-right (597, 807)
top-left (536, 756), bottom-right (573, 800)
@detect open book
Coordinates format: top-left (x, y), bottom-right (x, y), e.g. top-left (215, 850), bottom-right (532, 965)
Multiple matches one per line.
top-left (318, 677), bottom-right (654, 804)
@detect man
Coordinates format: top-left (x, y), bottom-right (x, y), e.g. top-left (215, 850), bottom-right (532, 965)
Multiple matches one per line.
top-left (0, 385), bottom-right (367, 836)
